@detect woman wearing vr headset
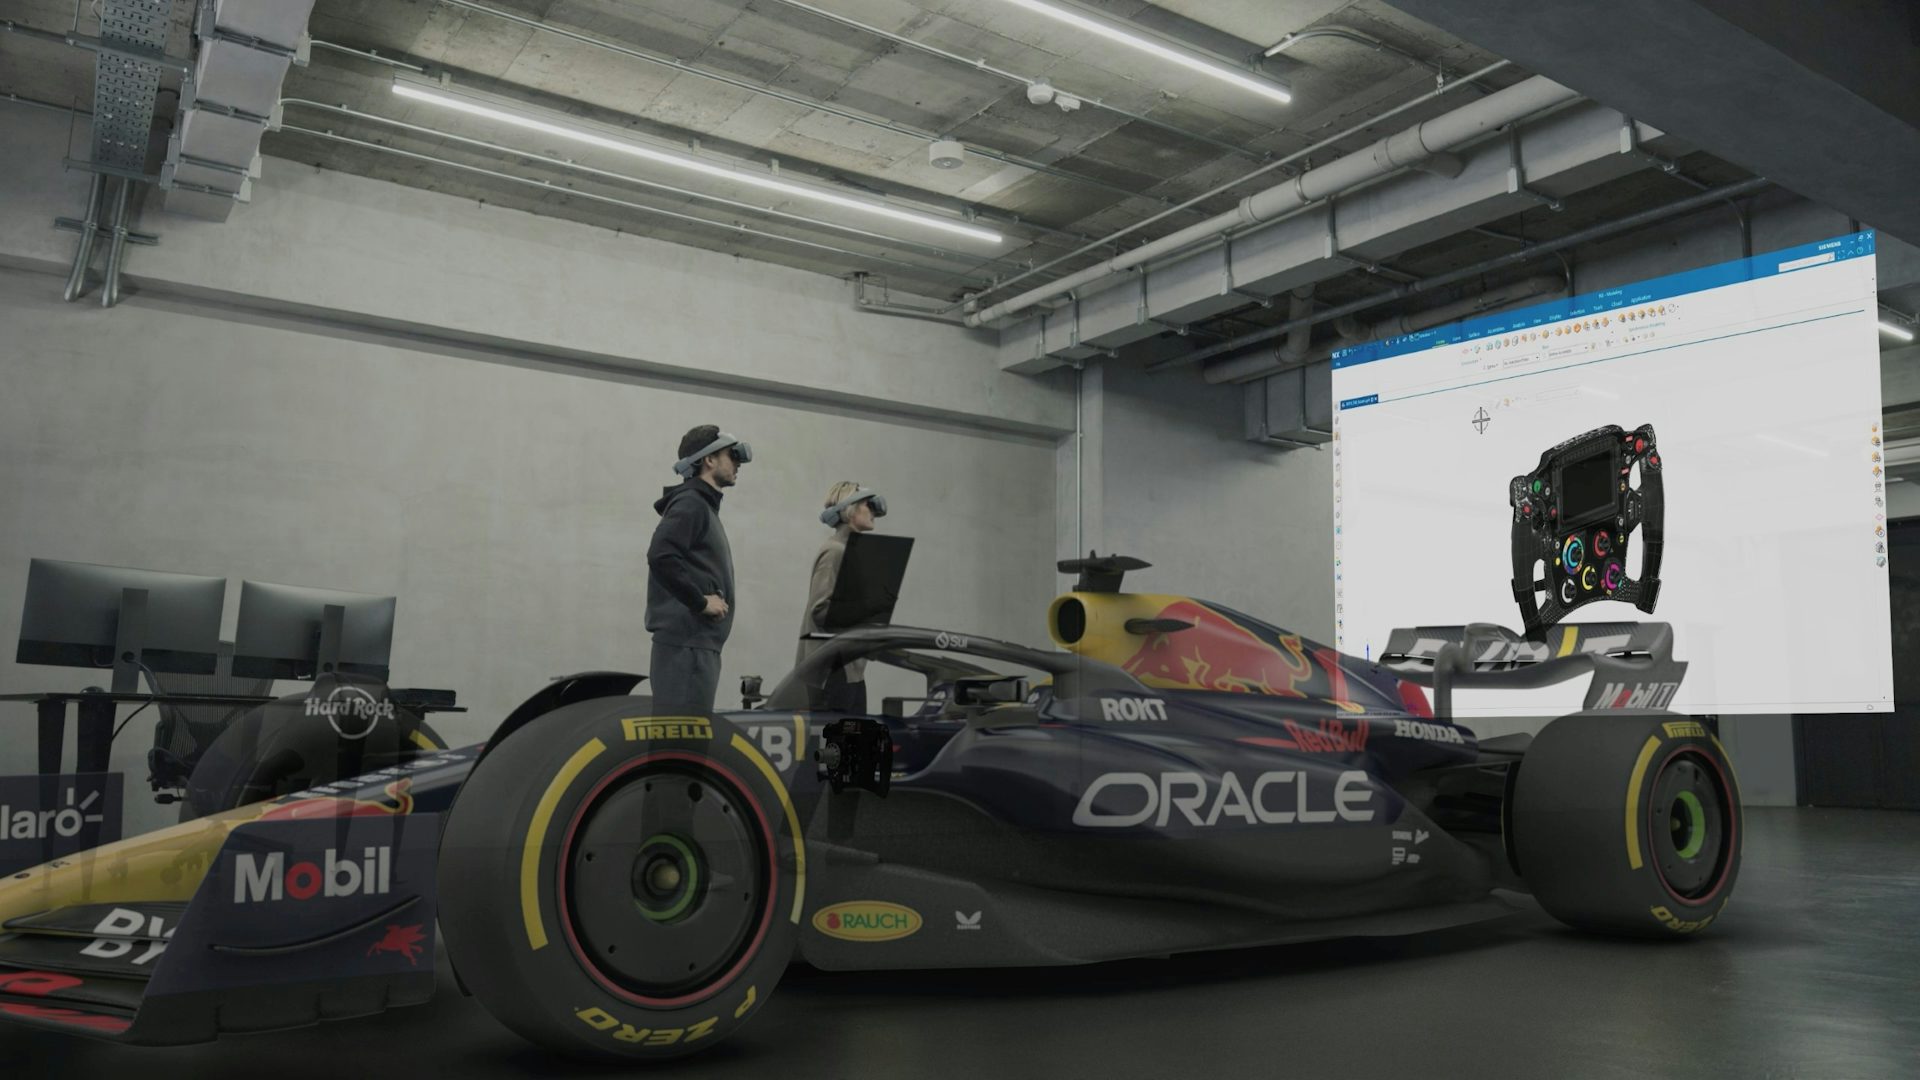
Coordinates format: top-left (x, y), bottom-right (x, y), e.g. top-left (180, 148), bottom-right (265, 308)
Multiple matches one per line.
top-left (796, 481), bottom-right (887, 713)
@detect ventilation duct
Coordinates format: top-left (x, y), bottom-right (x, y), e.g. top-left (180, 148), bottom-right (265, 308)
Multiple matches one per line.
top-left (160, 0), bottom-right (315, 220)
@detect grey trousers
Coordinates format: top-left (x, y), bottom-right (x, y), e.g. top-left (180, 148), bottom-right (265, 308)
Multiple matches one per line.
top-left (649, 642), bottom-right (722, 715)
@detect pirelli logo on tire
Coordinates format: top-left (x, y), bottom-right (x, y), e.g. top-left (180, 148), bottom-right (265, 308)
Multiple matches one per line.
top-left (1661, 720), bottom-right (1708, 739)
top-left (621, 717), bottom-right (714, 742)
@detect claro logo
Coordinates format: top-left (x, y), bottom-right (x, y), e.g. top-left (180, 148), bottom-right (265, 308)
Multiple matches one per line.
top-left (233, 847), bottom-right (392, 904)
top-left (1073, 770), bottom-right (1376, 828)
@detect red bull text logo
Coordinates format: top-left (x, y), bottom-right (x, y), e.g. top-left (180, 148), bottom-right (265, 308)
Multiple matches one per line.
top-left (1121, 601), bottom-right (1315, 697)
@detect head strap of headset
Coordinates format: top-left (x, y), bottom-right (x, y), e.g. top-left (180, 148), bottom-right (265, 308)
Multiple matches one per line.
top-left (820, 488), bottom-right (887, 526)
top-left (673, 433), bottom-right (753, 478)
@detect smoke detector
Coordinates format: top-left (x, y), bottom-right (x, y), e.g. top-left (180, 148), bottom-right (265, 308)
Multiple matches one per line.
top-left (1025, 79), bottom-right (1056, 106)
top-left (929, 139), bottom-right (966, 170)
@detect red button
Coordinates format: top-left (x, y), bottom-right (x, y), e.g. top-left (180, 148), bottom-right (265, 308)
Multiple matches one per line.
top-left (1550, 507), bottom-right (1558, 517)
top-left (1649, 453), bottom-right (1659, 466)
top-left (1521, 502), bottom-right (1532, 515)
top-left (1635, 438), bottom-right (1646, 452)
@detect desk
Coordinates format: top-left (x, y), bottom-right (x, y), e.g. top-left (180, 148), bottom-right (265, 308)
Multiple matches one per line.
top-left (1, 690), bottom-right (463, 776)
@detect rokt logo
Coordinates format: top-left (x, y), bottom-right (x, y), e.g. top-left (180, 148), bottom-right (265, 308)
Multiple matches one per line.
top-left (0, 786), bottom-right (104, 841)
top-left (1073, 770), bottom-right (1376, 828)
top-left (811, 901), bottom-right (922, 941)
top-left (1098, 696), bottom-right (1168, 722)
top-left (304, 686), bottom-right (395, 740)
top-left (233, 846), bottom-right (392, 904)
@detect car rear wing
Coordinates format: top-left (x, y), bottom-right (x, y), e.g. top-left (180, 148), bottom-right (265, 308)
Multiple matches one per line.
top-left (1378, 621), bottom-right (1688, 719)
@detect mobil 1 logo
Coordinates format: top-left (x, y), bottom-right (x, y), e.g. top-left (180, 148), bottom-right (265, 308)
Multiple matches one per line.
top-left (0, 772), bottom-right (123, 875)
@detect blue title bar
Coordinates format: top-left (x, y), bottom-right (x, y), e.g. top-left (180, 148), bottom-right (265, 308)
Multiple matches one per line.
top-left (1330, 230), bottom-right (1876, 371)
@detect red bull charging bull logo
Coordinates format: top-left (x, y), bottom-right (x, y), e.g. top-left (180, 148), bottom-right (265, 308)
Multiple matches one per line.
top-left (1122, 600), bottom-right (1317, 697)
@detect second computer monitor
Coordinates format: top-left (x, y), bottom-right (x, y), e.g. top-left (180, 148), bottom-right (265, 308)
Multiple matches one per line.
top-left (231, 580), bottom-right (396, 681)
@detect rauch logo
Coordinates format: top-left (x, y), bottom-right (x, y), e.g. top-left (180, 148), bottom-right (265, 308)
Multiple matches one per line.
top-left (811, 901), bottom-right (922, 942)
top-left (233, 846), bottom-right (392, 904)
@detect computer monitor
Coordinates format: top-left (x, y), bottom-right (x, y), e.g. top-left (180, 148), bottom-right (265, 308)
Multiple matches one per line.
top-left (231, 579), bottom-right (396, 681)
top-left (16, 559), bottom-right (227, 691)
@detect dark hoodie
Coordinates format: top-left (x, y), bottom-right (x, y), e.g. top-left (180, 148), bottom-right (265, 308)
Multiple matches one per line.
top-left (646, 479), bottom-right (734, 651)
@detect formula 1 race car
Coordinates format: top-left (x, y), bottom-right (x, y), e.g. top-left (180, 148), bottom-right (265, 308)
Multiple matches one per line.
top-left (0, 556), bottom-right (1741, 1060)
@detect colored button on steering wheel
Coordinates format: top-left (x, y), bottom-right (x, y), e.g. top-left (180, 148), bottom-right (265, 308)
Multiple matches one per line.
top-left (1581, 565), bottom-right (1596, 592)
top-left (1603, 561), bottom-right (1624, 592)
top-left (1593, 530), bottom-right (1611, 557)
top-left (1561, 536), bottom-right (1585, 570)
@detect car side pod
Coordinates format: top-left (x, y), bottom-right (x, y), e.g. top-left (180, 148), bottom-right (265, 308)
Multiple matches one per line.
top-left (1510, 712), bottom-right (1741, 937)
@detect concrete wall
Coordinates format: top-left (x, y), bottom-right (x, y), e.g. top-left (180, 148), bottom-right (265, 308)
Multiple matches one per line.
top-left (1072, 362), bottom-right (1334, 642)
top-left (0, 102), bottom-right (1075, 437)
top-left (0, 102), bottom-right (1067, 837)
top-left (0, 268), bottom-right (1059, 835)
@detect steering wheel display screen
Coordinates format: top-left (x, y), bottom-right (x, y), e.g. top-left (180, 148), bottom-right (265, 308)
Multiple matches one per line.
top-left (1556, 450), bottom-right (1616, 526)
top-left (1328, 231), bottom-right (1892, 716)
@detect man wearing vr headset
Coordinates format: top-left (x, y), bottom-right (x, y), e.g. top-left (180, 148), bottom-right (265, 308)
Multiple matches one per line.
top-left (646, 424), bottom-right (751, 714)
top-left (796, 481), bottom-right (886, 712)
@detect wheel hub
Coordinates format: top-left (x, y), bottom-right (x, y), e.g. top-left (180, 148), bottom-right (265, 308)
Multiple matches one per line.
top-left (566, 768), bottom-right (765, 996)
top-left (1649, 752), bottom-right (1727, 898)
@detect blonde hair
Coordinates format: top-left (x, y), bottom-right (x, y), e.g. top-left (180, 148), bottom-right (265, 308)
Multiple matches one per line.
top-left (823, 481), bottom-right (862, 524)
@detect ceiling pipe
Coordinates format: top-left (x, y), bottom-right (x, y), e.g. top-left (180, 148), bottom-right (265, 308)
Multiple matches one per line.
top-left (431, 0), bottom-right (1196, 215)
top-left (962, 74), bottom-right (1580, 328)
top-left (279, 98), bottom-right (1028, 274)
top-left (940, 60), bottom-right (1509, 319)
top-left (100, 178), bottom-right (133, 308)
top-left (0, 18), bottom-right (192, 75)
top-left (760, 0), bottom-right (1265, 164)
top-left (1206, 272), bottom-right (1565, 384)
top-left (277, 124), bottom-right (992, 288)
top-left (62, 173), bottom-right (105, 302)
top-left (1169, 177), bottom-right (1771, 376)
top-left (1262, 26), bottom-right (1445, 85)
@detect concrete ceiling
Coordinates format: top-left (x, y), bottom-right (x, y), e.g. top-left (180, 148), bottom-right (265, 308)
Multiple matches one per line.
top-left (4, 0), bottom-right (1527, 299)
top-left (6, 0), bottom-right (1906, 355)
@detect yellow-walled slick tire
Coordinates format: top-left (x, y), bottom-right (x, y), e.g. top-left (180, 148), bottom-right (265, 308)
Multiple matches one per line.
top-left (1512, 712), bottom-right (1742, 937)
top-left (438, 700), bottom-right (800, 1060)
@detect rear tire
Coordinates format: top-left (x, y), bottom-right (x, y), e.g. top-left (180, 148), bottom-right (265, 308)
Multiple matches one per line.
top-left (1512, 712), bottom-right (1741, 937)
top-left (438, 700), bottom-right (800, 1060)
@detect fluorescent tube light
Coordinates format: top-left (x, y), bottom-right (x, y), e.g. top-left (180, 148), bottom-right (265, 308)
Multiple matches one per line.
top-left (392, 80), bottom-right (1003, 244)
top-left (995, 0), bottom-right (1291, 104)
top-left (1881, 320), bottom-right (1915, 342)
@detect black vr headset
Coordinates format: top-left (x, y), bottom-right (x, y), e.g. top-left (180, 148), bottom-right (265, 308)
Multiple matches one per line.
top-left (820, 488), bottom-right (888, 526)
top-left (673, 432), bottom-right (753, 478)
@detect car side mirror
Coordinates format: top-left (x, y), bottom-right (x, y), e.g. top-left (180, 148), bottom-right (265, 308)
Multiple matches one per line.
top-left (740, 675), bottom-right (765, 709)
top-left (956, 677), bottom-right (1028, 706)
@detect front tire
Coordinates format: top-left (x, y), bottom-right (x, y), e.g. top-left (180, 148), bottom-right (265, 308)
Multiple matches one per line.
top-left (438, 700), bottom-right (800, 1060)
top-left (1512, 712), bottom-right (1741, 937)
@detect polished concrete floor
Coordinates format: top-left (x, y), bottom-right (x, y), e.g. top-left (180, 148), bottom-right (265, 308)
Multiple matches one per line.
top-left (3, 808), bottom-right (1917, 1079)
